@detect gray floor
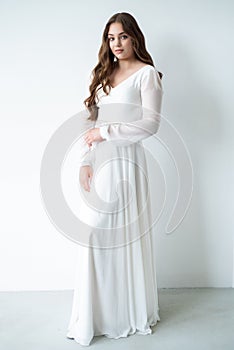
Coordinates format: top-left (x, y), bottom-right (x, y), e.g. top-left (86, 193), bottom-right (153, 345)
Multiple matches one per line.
top-left (0, 288), bottom-right (233, 349)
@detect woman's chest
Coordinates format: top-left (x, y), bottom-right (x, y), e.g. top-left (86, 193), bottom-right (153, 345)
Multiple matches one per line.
top-left (97, 84), bottom-right (142, 106)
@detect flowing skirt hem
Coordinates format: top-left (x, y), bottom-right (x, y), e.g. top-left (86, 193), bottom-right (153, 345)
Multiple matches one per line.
top-left (66, 311), bottom-right (160, 346)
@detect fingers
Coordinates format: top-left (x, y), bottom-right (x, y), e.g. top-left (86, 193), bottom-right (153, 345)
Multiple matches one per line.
top-left (84, 133), bottom-right (92, 148)
top-left (84, 177), bottom-right (91, 192)
top-left (84, 130), bottom-right (94, 145)
top-left (79, 166), bottom-right (93, 192)
top-left (84, 128), bottom-right (102, 145)
top-left (82, 175), bottom-right (92, 192)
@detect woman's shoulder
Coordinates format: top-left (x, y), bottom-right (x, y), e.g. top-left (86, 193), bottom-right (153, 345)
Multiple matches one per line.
top-left (135, 64), bottom-right (162, 82)
top-left (136, 63), bottom-right (155, 72)
top-left (139, 64), bottom-right (164, 91)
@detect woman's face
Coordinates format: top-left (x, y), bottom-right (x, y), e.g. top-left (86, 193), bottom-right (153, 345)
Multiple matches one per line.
top-left (107, 22), bottom-right (135, 61)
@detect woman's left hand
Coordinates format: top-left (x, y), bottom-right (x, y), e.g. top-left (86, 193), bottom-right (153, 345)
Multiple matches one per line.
top-left (84, 128), bottom-right (104, 147)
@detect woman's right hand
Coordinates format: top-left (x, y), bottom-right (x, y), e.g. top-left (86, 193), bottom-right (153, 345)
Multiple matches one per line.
top-left (79, 165), bottom-right (93, 192)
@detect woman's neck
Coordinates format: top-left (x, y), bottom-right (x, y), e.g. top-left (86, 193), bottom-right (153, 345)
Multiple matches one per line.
top-left (116, 58), bottom-right (140, 71)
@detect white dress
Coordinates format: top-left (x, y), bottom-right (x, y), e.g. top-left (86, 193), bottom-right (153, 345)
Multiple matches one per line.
top-left (66, 64), bottom-right (164, 346)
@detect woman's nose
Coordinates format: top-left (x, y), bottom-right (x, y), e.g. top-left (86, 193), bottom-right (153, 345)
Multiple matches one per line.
top-left (115, 38), bottom-right (121, 47)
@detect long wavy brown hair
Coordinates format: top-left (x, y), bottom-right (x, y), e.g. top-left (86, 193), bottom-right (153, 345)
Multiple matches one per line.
top-left (84, 12), bottom-right (163, 121)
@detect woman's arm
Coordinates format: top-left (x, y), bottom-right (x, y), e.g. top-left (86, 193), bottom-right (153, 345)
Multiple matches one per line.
top-left (79, 137), bottom-right (97, 167)
top-left (99, 68), bottom-right (164, 144)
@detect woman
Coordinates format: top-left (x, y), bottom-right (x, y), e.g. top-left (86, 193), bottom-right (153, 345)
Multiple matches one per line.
top-left (67, 12), bottom-right (164, 346)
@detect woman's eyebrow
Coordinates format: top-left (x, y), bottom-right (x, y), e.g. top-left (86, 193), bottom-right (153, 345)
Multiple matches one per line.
top-left (107, 32), bottom-right (126, 36)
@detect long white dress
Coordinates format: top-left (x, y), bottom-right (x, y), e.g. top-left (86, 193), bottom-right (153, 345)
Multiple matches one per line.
top-left (66, 64), bottom-right (164, 346)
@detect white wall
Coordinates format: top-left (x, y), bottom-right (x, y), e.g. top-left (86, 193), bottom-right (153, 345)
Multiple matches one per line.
top-left (0, 0), bottom-right (233, 291)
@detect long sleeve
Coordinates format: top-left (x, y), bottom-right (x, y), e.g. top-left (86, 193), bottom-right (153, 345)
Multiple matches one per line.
top-left (99, 68), bottom-right (164, 145)
top-left (79, 139), bottom-right (96, 167)
top-left (78, 118), bottom-right (97, 167)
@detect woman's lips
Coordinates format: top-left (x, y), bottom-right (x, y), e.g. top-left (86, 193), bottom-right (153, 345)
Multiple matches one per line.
top-left (115, 50), bottom-right (123, 54)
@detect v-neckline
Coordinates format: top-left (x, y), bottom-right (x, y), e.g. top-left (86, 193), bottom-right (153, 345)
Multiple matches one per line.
top-left (110, 64), bottom-right (151, 89)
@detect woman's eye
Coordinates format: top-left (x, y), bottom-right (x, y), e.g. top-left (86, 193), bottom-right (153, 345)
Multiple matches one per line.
top-left (108, 35), bottom-right (128, 41)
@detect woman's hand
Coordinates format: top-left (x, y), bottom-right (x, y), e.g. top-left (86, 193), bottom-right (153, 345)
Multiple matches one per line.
top-left (79, 165), bottom-right (93, 192)
top-left (84, 127), bottom-right (104, 147)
